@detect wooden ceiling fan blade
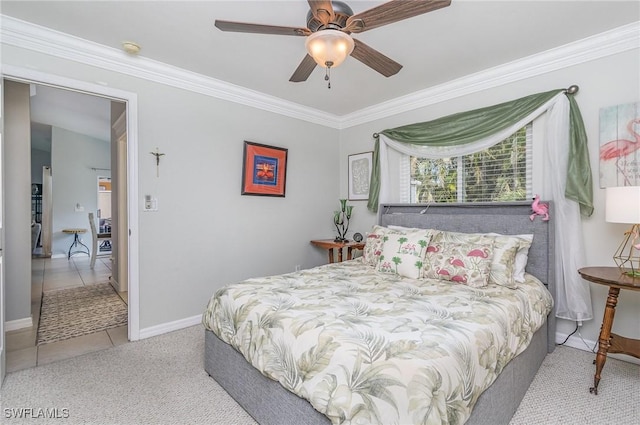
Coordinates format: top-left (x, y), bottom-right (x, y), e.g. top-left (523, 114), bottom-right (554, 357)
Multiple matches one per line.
top-left (350, 39), bottom-right (402, 77)
top-left (289, 55), bottom-right (317, 82)
top-left (307, 0), bottom-right (335, 26)
top-left (346, 0), bottom-right (451, 33)
top-left (215, 20), bottom-right (310, 36)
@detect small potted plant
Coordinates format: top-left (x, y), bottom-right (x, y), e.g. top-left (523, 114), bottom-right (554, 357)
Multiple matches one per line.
top-left (333, 199), bottom-right (353, 242)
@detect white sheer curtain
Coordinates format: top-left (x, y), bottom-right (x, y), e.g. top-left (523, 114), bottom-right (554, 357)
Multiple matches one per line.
top-left (377, 92), bottom-right (593, 322)
top-left (543, 96), bottom-right (592, 321)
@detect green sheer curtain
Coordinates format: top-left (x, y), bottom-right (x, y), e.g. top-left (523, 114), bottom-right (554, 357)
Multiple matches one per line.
top-left (367, 89), bottom-right (593, 216)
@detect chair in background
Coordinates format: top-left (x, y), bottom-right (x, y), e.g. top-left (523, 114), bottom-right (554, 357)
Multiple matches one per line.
top-left (31, 221), bottom-right (42, 255)
top-left (88, 212), bottom-right (112, 269)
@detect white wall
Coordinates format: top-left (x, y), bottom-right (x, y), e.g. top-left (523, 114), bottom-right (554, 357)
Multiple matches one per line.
top-left (51, 127), bottom-right (111, 257)
top-left (339, 48), bottom-right (640, 353)
top-left (1, 45), bottom-right (338, 329)
top-left (30, 147), bottom-right (50, 185)
top-left (132, 85), bottom-right (338, 327)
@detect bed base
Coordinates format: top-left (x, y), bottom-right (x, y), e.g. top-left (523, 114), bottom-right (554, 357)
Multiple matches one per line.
top-left (205, 324), bottom-right (547, 425)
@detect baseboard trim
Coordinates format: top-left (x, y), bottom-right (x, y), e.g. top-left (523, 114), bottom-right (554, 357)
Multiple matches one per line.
top-left (555, 330), bottom-right (640, 366)
top-left (5, 316), bottom-right (33, 332)
top-left (138, 314), bottom-right (202, 340)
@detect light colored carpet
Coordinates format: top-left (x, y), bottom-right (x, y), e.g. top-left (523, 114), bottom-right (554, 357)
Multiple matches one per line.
top-left (510, 345), bottom-right (639, 425)
top-left (2, 325), bottom-right (637, 425)
top-left (37, 283), bottom-right (127, 345)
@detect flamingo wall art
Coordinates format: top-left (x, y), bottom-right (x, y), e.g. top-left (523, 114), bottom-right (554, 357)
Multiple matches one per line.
top-left (599, 102), bottom-right (640, 188)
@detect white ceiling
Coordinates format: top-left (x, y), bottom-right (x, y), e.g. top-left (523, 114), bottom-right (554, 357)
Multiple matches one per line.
top-left (30, 84), bottom-right (112, 142)
top-left (2, 1), bottom-right (639, 117)
top-left (28, 84), bottom-right (113, 152)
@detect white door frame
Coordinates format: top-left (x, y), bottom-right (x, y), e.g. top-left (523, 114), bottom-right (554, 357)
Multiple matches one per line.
top-left (2, 65), bottom-right (140, 341)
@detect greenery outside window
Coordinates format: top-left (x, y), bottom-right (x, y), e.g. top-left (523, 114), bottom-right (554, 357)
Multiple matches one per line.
top-left (409, 124), bottom-right (532, 203)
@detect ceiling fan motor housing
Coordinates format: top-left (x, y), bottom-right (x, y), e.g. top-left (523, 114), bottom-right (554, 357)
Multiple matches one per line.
top-left (306, 1), bottom-right (353, 32)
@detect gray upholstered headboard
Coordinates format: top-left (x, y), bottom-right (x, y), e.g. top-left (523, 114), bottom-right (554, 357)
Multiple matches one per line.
top-left (378, 202), bottom-right (556, 348)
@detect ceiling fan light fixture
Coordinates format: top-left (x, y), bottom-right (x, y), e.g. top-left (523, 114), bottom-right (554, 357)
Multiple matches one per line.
top-left (305, 29), bottom-right (354, 68)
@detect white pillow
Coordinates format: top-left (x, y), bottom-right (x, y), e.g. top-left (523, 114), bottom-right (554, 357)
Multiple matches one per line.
top-left (513, 235), bottom-right (534, 282)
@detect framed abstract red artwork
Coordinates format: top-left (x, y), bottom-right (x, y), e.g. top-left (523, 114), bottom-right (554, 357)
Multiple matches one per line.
top-left (241, 141), bottom-right (288, 197)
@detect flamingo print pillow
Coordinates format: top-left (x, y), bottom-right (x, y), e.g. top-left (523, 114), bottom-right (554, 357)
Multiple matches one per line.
top-left (428, 230), bottom-right (525, 288)
top-left (424, 241), bottom-right (495, 288)
top-left (376, 229), bottom-right (433, 279)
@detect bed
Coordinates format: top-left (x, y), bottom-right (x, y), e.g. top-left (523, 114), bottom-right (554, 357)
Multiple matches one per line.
top-left (203, 202), bottom-right (555, 425)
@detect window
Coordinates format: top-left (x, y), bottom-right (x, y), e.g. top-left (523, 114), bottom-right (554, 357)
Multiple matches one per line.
top-left (409, 125), bottom-right (532, 203)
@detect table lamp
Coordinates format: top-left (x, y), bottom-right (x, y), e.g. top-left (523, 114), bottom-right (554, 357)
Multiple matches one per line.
top-left (606, 186), bottom-right (640, 276)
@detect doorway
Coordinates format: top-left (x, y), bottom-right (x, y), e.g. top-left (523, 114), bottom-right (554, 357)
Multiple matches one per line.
top-left (1, 68), bottom-right (140, 377)
top-left (6, 81), bottom-right (125, 370)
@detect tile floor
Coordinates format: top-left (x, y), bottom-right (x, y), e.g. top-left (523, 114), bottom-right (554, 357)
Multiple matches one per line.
top-left (5, 255), bottom-right (129, 373)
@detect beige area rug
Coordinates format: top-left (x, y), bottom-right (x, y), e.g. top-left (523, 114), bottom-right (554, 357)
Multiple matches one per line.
top-left (37, 283), bottom-right (127, 345)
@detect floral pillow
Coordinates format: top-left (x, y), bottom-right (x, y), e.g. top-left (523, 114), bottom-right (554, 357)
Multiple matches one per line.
top-left (376, 229), bottom-right (433, 279)
top-left (363, 225), bottom-right (388, 267)
top-left (429, 230), bottom-right (525, 288)
top-left (423, 241), bottom-right (494, 288)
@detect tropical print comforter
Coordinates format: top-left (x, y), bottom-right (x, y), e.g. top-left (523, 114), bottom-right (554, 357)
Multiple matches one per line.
top-left (202, 258), bottom-right (553, 425)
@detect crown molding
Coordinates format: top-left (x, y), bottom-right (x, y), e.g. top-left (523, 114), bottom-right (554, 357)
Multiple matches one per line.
top-left (0, 15), bottom-right (341, 129)
top-left (338, 21), bottom-right (640, 128)
top-left (2, 15), bottom-right (638, 130)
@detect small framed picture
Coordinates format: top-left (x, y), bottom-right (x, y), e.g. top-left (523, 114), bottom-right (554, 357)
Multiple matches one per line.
top-left (241, 141), bottom-right (288, 197)
top-left (348, 151), bottom-right (373, 201)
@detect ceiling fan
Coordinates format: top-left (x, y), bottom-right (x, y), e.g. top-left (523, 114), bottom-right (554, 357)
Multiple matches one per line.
top-left (214, 0), bottom-right (452, 86)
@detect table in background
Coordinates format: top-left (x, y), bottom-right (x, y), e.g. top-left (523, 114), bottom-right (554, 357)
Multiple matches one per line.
top-left (310, 239), bottom-right (365, 263)
top-left (577, 266), bottom-right (640, 395)
top-left (62, 228), bottom-right (89, 259)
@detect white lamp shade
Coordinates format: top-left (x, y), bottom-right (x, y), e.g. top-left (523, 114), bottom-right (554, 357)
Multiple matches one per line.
top-left (305, 29), bottom-right (354, 68)
top-left (606, 186), bottom-right (640, 223)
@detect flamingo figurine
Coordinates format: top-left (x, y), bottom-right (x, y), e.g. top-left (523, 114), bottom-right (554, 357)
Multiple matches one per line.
top-left (530, 195), bottom-right (549, 221)
top-left (600, 118), bottom-right (640, 185)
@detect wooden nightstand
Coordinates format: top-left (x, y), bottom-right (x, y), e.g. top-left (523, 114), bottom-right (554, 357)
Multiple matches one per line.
top-left (310, 239), bottom-right (365, 263)
top-left (577, 266), bottom-right (640, 395)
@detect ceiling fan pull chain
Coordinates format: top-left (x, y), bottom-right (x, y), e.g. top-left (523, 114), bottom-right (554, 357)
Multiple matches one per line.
top-left (325, 61), bottom-right (333, 89)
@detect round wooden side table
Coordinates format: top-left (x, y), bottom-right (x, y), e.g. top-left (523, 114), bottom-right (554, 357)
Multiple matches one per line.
top-left (577, 266), bottom-right (640, 395)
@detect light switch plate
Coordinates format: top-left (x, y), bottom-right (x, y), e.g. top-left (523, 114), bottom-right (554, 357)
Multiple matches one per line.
top-left (143, 195), bottom-right (158, 212)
